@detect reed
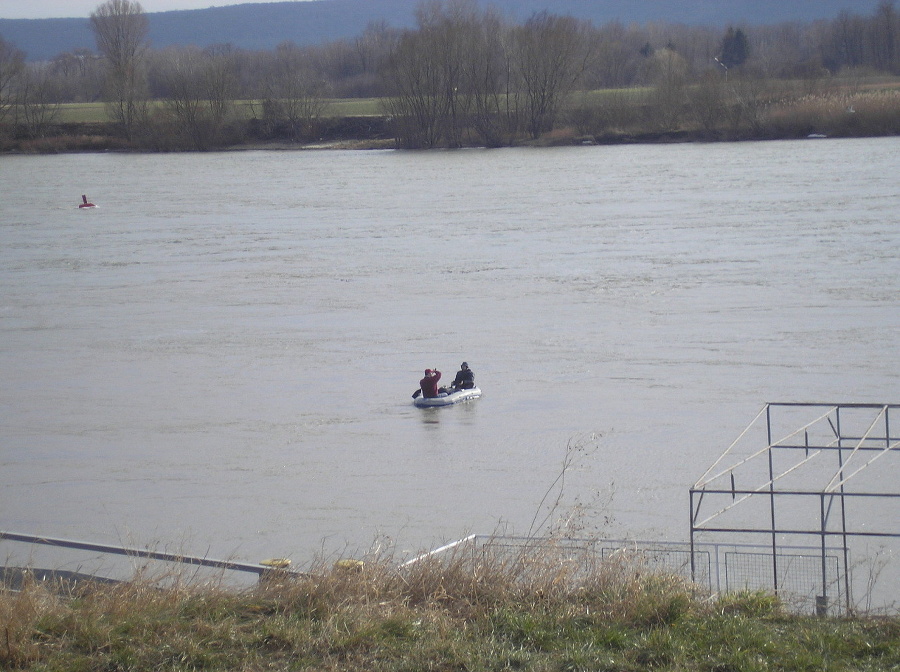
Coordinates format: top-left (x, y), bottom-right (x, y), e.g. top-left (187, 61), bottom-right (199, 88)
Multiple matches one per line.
top-left (764, 89), bottom-right (900, 137)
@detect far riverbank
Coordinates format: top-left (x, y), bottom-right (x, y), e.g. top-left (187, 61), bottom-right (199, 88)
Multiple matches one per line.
top-left (5, 80), bottom-right (900, 154)
top-left (2, 113), bottom-right (898, 155)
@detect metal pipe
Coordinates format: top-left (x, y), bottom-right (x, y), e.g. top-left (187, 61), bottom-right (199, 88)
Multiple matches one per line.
top-left (766, 404), bottom-right (779, 596)
top-left (0, 530), bottom-right (268, 576)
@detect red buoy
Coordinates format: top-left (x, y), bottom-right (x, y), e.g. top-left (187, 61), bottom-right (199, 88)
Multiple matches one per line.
top-left (79, 194), bottom-right (96, 208)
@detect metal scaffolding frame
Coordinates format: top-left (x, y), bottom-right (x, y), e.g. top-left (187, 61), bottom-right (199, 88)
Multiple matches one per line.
top-left (689, 402), bottom-right (899, 614)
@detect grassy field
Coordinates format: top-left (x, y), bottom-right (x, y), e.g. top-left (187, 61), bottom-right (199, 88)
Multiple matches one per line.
top-left (56, 101), bottom-right (110, 124)
top-left (2, 546), bottom-right (899, 671)
top-left (56, 97), bottom-right (385, 124)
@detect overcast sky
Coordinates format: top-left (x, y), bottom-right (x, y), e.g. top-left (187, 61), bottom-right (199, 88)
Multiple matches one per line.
top-left (0, 0), bottom-right (306, 20)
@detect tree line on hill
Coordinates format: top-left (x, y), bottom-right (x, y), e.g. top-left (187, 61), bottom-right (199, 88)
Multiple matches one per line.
top-left (1, 0), bottom-right (899, 150)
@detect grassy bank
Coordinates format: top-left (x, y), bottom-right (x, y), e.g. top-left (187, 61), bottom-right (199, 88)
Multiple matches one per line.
top-left (2, 547), bottom-right (898, 671)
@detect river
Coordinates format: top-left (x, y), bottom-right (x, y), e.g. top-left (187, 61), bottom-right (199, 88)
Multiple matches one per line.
top-left (1, 138), bottom-right (897, 581)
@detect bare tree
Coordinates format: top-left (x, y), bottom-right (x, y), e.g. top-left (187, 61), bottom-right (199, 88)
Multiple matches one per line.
top-left (90, 0), bottom-right (149, 139)
top-left (351, 21), bottom-right (397, 96)
top-left (380, 1), bottom-right (463, 148)
top-left (15, 63), bottom-right (63, 138)
top-left (585, 22), bottom-right (648, 89)
top-left (823, 11), bottom-right (870, 72)
top-left (380, 25), bottom-right (445, 148)
top-left (262, 42), bottom-right (329, 141)
top-left (458, 6), bottom-right (507, 146)
top-left (723, 71), bottom-right (767, 136)
top-left (509, 12), bottom-right (593, 139)
top-left (202, 44), bottom-right (239, 130)
top-left (156, 46), bottom-right (237, 150)
top-left (156, 48), bottom-right (204, 149)
top-left (428, 0), bottom-right (506, 147)
top-left (690, 70), bottom-right (727, 135)
top-left (641, 46), bottom-right (689, 132)
top-left (870, 0), bottom-right (900, 73)
top-left (50, 50), bottom-right (105, 103)
top-left (0, 35), bottom-right (25, 124)
top-left (380, 0), bottom-right (513, 148)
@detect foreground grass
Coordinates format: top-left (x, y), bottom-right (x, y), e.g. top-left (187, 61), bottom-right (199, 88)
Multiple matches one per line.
top-left (2, 549), bottom-right (898, 672)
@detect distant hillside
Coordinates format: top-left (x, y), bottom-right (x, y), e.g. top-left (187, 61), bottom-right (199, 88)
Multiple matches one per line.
top-left (1, 0), bottom-right (885, 62)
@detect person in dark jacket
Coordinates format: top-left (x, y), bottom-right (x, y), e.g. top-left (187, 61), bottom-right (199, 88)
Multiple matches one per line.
top-left (420, 369), bottom-right (442, 398)
top-left (451, 361), bottom-right (475, 390)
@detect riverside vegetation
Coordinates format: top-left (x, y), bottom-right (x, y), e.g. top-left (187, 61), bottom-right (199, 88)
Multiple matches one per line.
top-left (1, 0), bottom-right (900, 151)
top-left (2, 543), bottom-right (899, 672)
top-left (3, 78), bottom-right (900, 154)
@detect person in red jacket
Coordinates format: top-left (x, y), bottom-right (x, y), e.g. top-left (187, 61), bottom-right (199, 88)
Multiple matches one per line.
top-left (419, 369), bottom-right (442, 398)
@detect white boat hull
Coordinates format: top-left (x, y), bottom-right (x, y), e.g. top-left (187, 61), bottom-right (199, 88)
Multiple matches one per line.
top-left (414, 387), bottom-right (482, 408)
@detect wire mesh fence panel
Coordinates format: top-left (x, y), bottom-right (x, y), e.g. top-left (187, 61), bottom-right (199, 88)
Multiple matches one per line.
top-left (725, 551), bottom-right (843, 614)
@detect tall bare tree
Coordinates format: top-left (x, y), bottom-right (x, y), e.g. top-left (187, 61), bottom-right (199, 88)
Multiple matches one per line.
top-left (0, 35), bottom-right (25, 124)
top-left (351, 21), bottom-right (397, 96)
top-left (381, 26), bottom-right (445, 148)
top-left (381, 0), bottom-right (508, 148)
top-left (510, 12), bottom-right (593, 139)
top-left (262, 42), bottom-right (329, 141)
top-left (202, 44), bottom-right (239, 130)
top-left (870, 0), bottom-right (900, 73)
top-left (420, 0), bottom-right (491, 147)
top-left (90, 0), bottom-right (149, 139)
top-left (823, 11), bottom-right (870, 72)
top-left (456, 5), bottom-right (506, 146)
top-left (157, 48), bottom-right (207, 149)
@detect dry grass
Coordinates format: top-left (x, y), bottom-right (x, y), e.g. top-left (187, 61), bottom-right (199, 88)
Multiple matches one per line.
top-left (2, 541), bottom-right (899, 671)
top-left (765, 89), bottom-right (900, 137)
top-left (12, 134), bottom-right (132, 153)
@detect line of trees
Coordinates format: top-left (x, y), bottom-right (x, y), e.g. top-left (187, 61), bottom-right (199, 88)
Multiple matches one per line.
top-left (1, 0), bottom-right (899, 149)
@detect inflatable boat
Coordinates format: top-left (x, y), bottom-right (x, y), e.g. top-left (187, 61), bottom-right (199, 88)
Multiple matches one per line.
top-left (414, 386), bottom-right (482, 408)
